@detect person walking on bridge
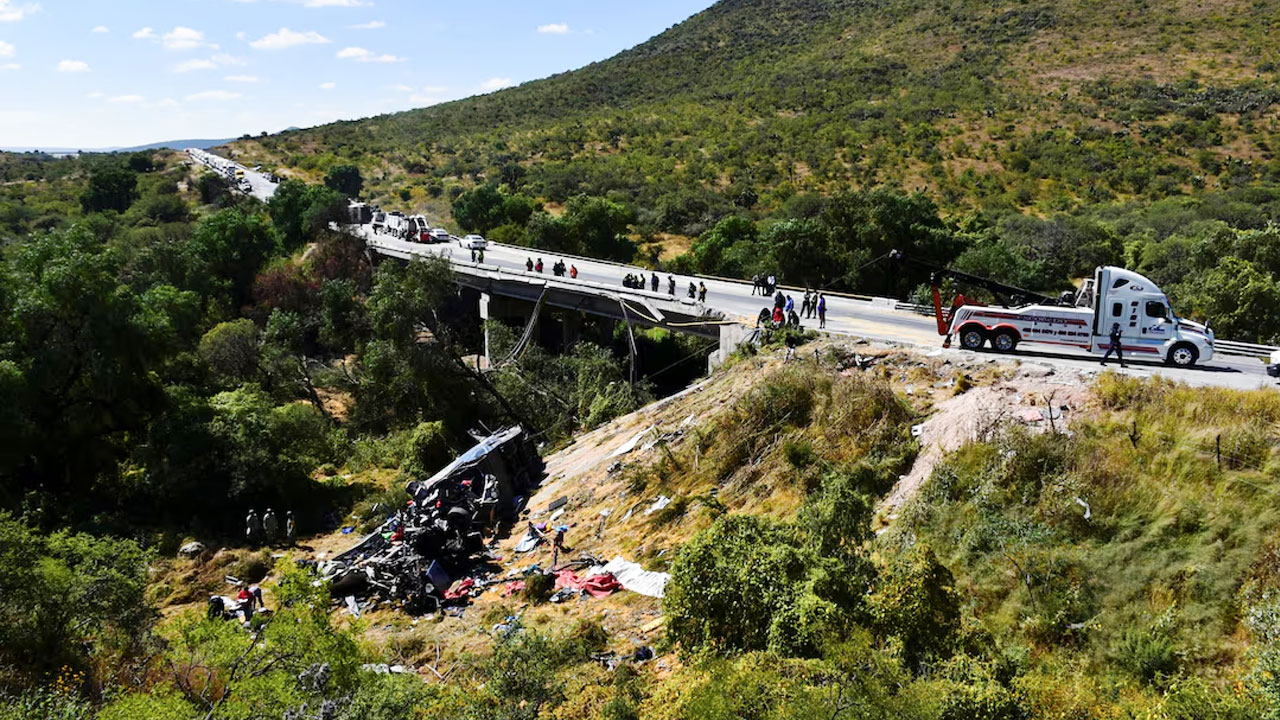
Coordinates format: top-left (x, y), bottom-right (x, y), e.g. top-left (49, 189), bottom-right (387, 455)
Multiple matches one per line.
top-left (751, 274), bottom-right (761, 296)
top-left (688, 282), bottom-right (697, 299)
top-left (535, 258), bottom-right (544, 274)
top-left (477, 248), bottom-right (484, 264)
top-left (526, 257), bottom-right (534, 272)
top-left (1100, 322), bottom-right (1127, 368)
top-left (668, 275), bottom-right (676, 295)
top-left (698, 282), bottom-right (708, 303)
top-left (570, 265), bottom-right (578, 279)
top-left (651, 273), bottom-right (659, 292)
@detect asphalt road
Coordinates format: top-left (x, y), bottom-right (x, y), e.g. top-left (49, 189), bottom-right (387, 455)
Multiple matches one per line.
top-left (185, 148), bottom-right (278, 201)
top-left (354, 227), bottom-right (1276, 391)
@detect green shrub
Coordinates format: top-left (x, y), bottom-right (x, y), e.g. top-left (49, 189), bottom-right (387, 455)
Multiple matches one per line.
top-left (867, 544), bottom-right (961, 668)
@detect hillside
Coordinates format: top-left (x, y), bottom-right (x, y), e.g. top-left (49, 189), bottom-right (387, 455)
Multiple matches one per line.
top-left (231, 0), bottom-right (1280, 222)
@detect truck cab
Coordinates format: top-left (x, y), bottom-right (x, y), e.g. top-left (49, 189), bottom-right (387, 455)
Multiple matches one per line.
top-left (943, 265), bottom-right (1214, 367)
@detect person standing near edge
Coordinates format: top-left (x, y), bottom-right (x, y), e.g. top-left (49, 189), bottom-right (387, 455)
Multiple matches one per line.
top-left (1101, 322), bottom-right (1127, 368)
top-left (818, 293), bottom-right (827, 329)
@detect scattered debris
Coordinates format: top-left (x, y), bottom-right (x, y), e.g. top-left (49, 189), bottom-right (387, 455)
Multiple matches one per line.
top-left (178, 541), bottom-right (206, 558)
top-left (1074, 497), bottom-right (1092, 521)
top-left (598, 557), bottom-right (670, 598)
top-left (643, 496), bottom-right (673, 516)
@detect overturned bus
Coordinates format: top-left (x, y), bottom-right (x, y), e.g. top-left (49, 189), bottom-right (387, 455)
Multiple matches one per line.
top-left (319, 426), bottom-right (542, 612)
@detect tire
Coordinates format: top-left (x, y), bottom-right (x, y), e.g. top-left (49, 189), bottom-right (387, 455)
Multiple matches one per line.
top-left (1166, 343), bottom-right (1199, 368)
top-left (991, 329), bottom-right (1019, 352)
top-left (959, 325), bottom-right (987, 350)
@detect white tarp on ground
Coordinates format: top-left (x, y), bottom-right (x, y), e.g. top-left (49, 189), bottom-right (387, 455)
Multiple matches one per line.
top-left (599, 557), bottom-right (671, 598)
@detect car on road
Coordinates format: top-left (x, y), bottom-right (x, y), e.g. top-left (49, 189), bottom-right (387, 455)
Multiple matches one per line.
top-left (459, 234), bottom-right (487, 250)
top-left (427, 228), bottom-right (450, 243)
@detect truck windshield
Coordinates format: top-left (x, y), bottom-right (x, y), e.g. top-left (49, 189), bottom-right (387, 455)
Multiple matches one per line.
top-left (1145, 301), bottom-right (1167, 319)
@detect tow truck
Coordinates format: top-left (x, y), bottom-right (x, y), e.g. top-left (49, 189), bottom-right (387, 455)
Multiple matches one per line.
top-left (891, 251), bottom-right (1215, 367)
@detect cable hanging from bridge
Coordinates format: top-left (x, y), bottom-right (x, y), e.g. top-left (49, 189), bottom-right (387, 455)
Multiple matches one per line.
top-left (494, 285), bottom-right (550, 369)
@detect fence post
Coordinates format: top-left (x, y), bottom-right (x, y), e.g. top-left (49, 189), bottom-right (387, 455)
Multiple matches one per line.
top-left (1217, 434), bottom-right (1222, 470)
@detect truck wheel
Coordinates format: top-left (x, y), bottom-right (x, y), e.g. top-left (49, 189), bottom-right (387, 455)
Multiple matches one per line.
top-left (959, 326), bottom-right (987, 350)
top-left (1166, 343), bottom-right (1198, 368)
top-left (992, 329), bottom-right (1019, 352)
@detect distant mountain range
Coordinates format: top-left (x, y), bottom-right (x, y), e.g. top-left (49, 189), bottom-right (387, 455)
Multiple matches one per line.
top-left (1, 137), bottom-right (235, 154)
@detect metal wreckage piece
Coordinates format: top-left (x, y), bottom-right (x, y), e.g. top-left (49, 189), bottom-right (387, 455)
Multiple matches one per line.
top-left (316, 426), bottom-right (542, 614)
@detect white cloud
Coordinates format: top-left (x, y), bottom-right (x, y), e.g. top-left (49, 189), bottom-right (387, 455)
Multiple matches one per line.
top-left (132, 27), bottom-right (155, 39)
top-left (185, 90), bottom-right (242, 101)
top-left (391, 84), bottom-right (413, 92)
top-left (537, 23), bottom-right (569, 34)
top-left (212, 53), bottom-right (246, 66)
top-left (423, 85), bottom-right (448, 93)
top-left (87, 90), bottom-right (102, 99)
top-left (0, 40), bottom-right (12, 57)
top-left (154, 98), bottom-right (180, 108)
top-left (57, 59), bottom-right (89, 72)
top-left (235, 31), bottom-right (246, 41)
top-left (250, 27), bottom-right (329, 49)
top-left (479, 77), bottom-right (513, 92)
top-left (225, 74), bottom-right (260, 83)
top-left (0, 1), bottom-right (40, 23)
top-left (0, 62), bottom-right (18, 70)
top-left (109, 94), bottom-right (142, 103)
top-left (319, 81), bottom-right (335, 90)
top-left (336, 46), bottom-right (404, 63)
top-left (349, 20), bottom-right (384, 29)
top-left (91, 25), bottom-right (108, 33)
top-left (174, 58), bottom-right (217, 73)
top-left (163, 26), bottom-right (213, 51)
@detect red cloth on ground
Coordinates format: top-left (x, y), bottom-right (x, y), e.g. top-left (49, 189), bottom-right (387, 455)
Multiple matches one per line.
top-left (553, 569), bottom-right (621, 598)
top-left (501, 580), bottom-right (526, 598)
top-left (443, 578), bottom-right (475, 600)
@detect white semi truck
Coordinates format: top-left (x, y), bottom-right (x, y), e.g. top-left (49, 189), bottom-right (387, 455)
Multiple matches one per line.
top-left (913, 258), bottom-right (1215, 367)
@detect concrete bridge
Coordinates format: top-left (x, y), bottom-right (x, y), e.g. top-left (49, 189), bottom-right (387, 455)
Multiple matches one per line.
top-left (363, 232), bottom-right (754, 369)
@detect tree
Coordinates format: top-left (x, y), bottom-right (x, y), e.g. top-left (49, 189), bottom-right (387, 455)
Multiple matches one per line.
top-left (0, 514), bottom-right (154, 691)
top-left (80, 165), bottom-right (138, 214)
top-left (189, 208), bottom-right (280, 308)
top-left (268, 179), bottom-right (348, 251)
top-left (1, 229), bottom-right (172, 515)
top-left (690, 215), bottom-right (758, 276)
top-left (665, 514), bottom-right (867, 657)
top-left (867, 544), bottom-right (961, 668)
top-left (198, 319), bottom-right (261, 381)
top-left (323, 164), bottom-right (364, 198)
top-left (126, 152), bottom-right (155, 173)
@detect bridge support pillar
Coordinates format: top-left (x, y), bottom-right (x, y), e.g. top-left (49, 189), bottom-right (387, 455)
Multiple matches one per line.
top-left (708, 323), bottom-right (754, 371)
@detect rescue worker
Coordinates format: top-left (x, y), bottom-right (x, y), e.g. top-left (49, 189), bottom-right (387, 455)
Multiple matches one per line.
top-left (552, 525), bottom-right (571, 567)
top-left (801, 290), bottom-right (812, 318)
top-left (285, 510), bottom-right (296, 546)
top-left (263, 508), bottom-right (279, 545)
top-left (1101, 322), bottom-right (1127, 368)
top-left (698, 282), bottom-right (708, 302)
top-left (477, 248), bottom-right (484, 263)
top-left (245, 509), bottom-right (262, 546)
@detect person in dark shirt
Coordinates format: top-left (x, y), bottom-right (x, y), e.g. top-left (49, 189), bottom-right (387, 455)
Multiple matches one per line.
top-left (1101, 323), bottom-right (1127, 368)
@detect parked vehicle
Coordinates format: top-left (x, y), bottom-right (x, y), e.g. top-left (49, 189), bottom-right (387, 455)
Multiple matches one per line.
top-left (383, 212), bottom-right (409, 239)
top-left (407, 215), bottom-right (431, 242)
top-left (925, 260), bottom-right (1214, 367)
top-left (348, 202), bottom-right (374, 225)
top-left (428, 228), bottom-right (450, 243)
top-left (459, 234), bottom-right (487, 250)
top-left (371, 211), bottom-right (388, 234)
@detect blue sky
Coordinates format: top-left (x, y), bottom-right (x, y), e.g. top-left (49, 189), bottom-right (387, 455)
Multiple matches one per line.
top-left (0, 0), bottom-right (717, 149)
